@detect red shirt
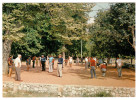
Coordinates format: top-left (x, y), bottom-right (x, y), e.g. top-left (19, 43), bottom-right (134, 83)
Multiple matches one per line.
top-left (32, 56), bottom-right (36, 61)
top-left (90, 59), bottom-right (95, 66)
top-left (101, 64), bottom-right (107, 69)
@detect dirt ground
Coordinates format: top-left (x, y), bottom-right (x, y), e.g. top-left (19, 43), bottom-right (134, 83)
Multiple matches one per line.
top-left (3, 61), bottom-right (135, 88)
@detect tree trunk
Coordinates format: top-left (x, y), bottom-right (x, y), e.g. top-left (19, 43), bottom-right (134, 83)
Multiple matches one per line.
top-left (3, 39), bottom-right (12, 75)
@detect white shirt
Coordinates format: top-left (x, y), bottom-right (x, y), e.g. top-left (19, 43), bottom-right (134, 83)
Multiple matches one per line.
top-left (14, 57), bottom-right (21, 67)
top-left (116, 59), bottom-right (122, 67)
top-left (85, 58), bottom-right (88, 62)
top-left (69, 58), bottom-right (72, 62)
top-left (93, 57), bottom-right (96, 62)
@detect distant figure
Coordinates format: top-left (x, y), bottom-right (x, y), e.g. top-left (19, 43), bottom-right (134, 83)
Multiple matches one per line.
top-left (32, 56), bottom-right (36, 68)
top-left (8, 55), bottom-right (13, 77)
top-left (81, 57), bottom-right (83, 65)
top-left (26, 57), bottom-right (30, 71)
top-left (88, 57), bottom-right (91, 68)
top-left (49, 55), bottom-right (54, 72)
top-left (39, 56), bottom-right (41, 67)
top-left (14, 54), bottom-right (22, 81)
top-left (100, 63), bottom-right (107, 77)
top-left (116, 58), bottom-right (123, 77)
top-left (41, 55), bottom-right (46, 71)
top-left (36, 57), bottom-right (39, 67)
top-left (90, 57), bottom-right (97, 78)
top-left (69, 57), bottom-right (73, 67)
top-left (98, 58), bottom-right (103, 66)
top-left (52, 57), bottom-right (55, 69)
top-left (85, 57), bottom-right (88, 69)
top-left (29, 56), bottom-right (31, 65)
top-left (57, 54), bottom-right (63, 77)
top-left (64, 58), bottom-right (68, 66)
top-left (76, 56), bottom-right (79, 65)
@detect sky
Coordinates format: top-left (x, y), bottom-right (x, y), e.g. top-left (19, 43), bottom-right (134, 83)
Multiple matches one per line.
top-left (88, 3), bottom-right (111, 24)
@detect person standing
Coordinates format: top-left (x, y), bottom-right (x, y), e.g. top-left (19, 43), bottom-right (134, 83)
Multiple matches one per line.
top-left (90, 57), bottom-right (97, 78)
top-left (116, 58), bottom-right (123, 77)
top-left (69, 57), bottom-right (73, 67)
top-left (64, 58), bottom-right (68, 66)
top-left (39, 56), bottom-right (41, 67)
top-left (29, 56), bottom-right (31, 65)
top-left (88, 57), bottom-right (91, 68)
top-left (57, 54), bottom-right (63, 77)
top-left (85, 57), bottom-right (88, 69)
top-left (8, 55), bottom-right (13, 77)
top-left (49, 55), bottom-right (54, 72)
top-left (100, 62), bottom-right (107, 77)
top-left (14, 54), bottom-right (22, 81)
top-left (36, 57), bottom-right (39, 67)
top-left (26, 56), bottom-right (31, 71)
top-left (52, 57), bottom-right (55, 69)
top-left (32, 56), bottom-right (36, 68)
top-left (76, 56), bottom-right (79, 65)
top-left (41, 55), bottom-right (46, 71)
top-left (81, 57), bottom-right (83, 65)
top-left (98, 58), bottom-right (103, 66)
top-left (26, 57), bottom-right (29, 71)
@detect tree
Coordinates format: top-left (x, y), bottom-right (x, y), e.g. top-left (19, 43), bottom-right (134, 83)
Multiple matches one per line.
top-left (45, 3), bottom-right (94, 59)
top-left (3, 3), bottom-right (25, 74)
top-left (87, 3), bottom-right (135, 59)
top-left (3, 3), bottom-right (95, 74)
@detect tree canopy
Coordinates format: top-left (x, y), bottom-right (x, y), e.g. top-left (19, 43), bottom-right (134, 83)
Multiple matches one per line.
top-left (86, 3), bottom-right (135, 58)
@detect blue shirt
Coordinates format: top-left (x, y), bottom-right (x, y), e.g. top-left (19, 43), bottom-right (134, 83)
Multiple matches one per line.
top-left (58, 58), bottom-right (63, 64)
top-left (49, 57), bottom-right (53, 63)
top-left (99, 59), bottom-right (103, 64)
top-left (41, 57), bottom-right (46, 62)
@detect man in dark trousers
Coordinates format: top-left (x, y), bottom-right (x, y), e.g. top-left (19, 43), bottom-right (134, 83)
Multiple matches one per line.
top-left (41, 55), bottom-right (46, 71)
top-left (32, 56), bottom-right (36, 68)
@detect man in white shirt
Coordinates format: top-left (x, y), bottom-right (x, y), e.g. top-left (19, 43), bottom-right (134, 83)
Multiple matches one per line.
top-left (85, 57), bottom-right (88, 69)
top-left (116, 58), bottom-right (123, 77)
top-left (14, 54), bottom-right (22, 81)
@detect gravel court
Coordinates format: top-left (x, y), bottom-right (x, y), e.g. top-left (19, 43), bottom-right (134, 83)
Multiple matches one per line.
top-left (3, 60), bottom-right (135, 88)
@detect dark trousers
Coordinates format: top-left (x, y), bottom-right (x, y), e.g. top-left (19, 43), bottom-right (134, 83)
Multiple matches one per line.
top-left (15, 67), bottom-right (21, 81)
top-left (32, 61), bottom-right (35, 68)
top-left (41, 61), bottom-right (45, 71)
top-left (90, 66), bottom-right (96, 78)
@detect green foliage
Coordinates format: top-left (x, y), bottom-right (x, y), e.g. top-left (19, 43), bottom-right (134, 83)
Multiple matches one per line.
top-left (3, 3), bottom-right (95, 59)
top-left (82, 91), bottom-right (112, 97)
top-left (94, 91), bottom-right (112, 97)
top-left (87, 3), bottom-right (135, 58)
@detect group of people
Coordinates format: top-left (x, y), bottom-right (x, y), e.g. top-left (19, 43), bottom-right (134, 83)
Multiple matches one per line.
top-left (84, 57), bottom-right (123, 78)
top-left (7, 54), bottom-right (123, 81)
top-left (7, 54), bottom-right (64, 81)
top-left (26, 55), bottom-right (55, 72)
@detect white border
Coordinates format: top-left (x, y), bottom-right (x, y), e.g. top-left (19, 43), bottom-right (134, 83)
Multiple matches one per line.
top-left (0, 0), bottom-right (136, 100)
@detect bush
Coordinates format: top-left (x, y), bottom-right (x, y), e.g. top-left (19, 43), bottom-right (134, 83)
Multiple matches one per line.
top-left (94, 91), bottom-right (112, 97)
top-left (83, 91), bottom-right (112, 97)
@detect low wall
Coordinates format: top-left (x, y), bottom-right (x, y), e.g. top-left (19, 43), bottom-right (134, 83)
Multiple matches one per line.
top-left (3, 81), bottom-right (135, 97)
